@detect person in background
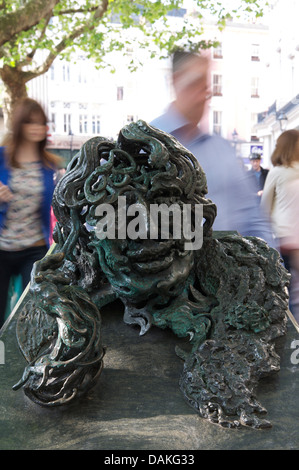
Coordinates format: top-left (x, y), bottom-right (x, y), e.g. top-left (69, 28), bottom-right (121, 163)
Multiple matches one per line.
top-left (248, 152), bottom-right (269, 199)
top-left (261, 129), bottom-right (299, 323)
top-left (150, 50), bottom-right (274, 247)
top-left (0, 98), bottom-right (61, 328)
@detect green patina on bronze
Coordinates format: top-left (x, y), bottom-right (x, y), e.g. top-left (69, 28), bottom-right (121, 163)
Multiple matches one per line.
top-left (13, 121), bottom-right (290, 429)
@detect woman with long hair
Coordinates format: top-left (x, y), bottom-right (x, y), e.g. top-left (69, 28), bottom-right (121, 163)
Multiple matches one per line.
top-left (0, 98), bottom-right (60, 327)
top-left (261, 129), bottom-right (299, 323)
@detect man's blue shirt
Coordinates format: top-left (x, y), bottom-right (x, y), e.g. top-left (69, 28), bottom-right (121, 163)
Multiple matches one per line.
top-left (151, 105), bottom-right (274, 246)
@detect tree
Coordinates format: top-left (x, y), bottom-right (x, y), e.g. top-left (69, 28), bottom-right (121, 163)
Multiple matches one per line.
top-left (0, 0), bottom-right (266, 125)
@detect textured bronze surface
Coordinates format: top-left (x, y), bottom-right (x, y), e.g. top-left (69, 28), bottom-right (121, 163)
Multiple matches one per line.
top-left (13, 121), bottom-right (289, 429)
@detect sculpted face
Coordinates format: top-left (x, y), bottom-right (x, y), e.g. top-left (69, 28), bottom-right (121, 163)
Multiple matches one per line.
top-left (91, 193), bottom-right (196, 302)
top-left (54, 120), bottom-right (216, 303)
top-left (85, 131), bottom-right (198, 301)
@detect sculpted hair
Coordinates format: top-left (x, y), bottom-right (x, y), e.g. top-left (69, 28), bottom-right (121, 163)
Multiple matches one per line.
top-left (2, 98), bottom-right (61, 169)
top-left (52, 121), bottom-right (217, 260)
top-left (271, 129), bottom-right (299, 167)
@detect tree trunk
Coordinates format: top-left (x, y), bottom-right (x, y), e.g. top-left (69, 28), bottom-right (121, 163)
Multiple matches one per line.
top-left (0, 65), bottom-right (29, 130)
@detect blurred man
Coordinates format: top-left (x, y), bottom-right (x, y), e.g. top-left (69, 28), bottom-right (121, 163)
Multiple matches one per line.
top-left (151, 51), bottom-right (274, 246)
top-left (248, 153), bottom-right (269, 198)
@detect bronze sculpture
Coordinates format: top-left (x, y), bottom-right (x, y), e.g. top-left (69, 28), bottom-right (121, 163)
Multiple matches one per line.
top-left (13, 121), bottom-right (289, 429)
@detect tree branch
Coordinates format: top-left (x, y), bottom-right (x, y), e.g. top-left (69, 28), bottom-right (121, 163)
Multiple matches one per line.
top-left (0, 0), bottom-right (60, 47)
top-left (53, 6), bottom-right (99, 15)
top-left (21, 0), bottom-right (109, 81)
top-left (26, 12), bottom-right (53, 62)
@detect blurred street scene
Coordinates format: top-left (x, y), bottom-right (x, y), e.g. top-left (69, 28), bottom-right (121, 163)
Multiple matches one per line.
top-left (0, 0), bottom-right (298, 170)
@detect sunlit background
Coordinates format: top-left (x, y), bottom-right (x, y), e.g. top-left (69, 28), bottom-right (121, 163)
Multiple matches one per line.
top-left (0, 0), bottom-right (298, 169)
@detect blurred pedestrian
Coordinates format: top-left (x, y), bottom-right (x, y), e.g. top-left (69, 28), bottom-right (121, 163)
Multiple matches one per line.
top-left (248, 152), bottom-right (269, 199)
top-left (0, 98), bottom-right (60, 328)
top-left (150, 50), bottom-right (274, 246)
top-left (261, 129), bottom-right (299, 323)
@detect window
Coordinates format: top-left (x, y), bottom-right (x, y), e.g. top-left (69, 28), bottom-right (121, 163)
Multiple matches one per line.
top-left (78, 68), bottom-right (87, 84)
top-left (251, 77), bottom-right (259, 98)
top-left (167, 8), bottom-right (186, 17)
top-left (126, 47), bottom-right (134, 56)
top-left (251, 44), bottom-right (260, 61)
top-left (79, 114), bottom-right (88, 134)
top-left (213, 111), bottom-right (222, 135)
top-left (63, 114), bottom-right (71, 134)
top-left (251, 113), bottom-right (258, 128)
top-left (92, 115), bottom-right (101, 134)
top-left (63, 64), bottom-right (70, 82)
top-left (50, 65), bottom-right (55, 80)
top-left (117, 86), bottom-right (124, 101)
top-left (213, 43), bottom-right (223, 59)
top-left (50, 113), bottom-right (56, 132)
top-left (212, 74), bottom-right (222, 96)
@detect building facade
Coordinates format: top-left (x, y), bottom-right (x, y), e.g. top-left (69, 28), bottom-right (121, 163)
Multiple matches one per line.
top-left (202, 20), bottom-right (270, 164)
top-left (253, 0), bottom-right (299, 166)
top-left (0, 8), bottom-right (276, 168)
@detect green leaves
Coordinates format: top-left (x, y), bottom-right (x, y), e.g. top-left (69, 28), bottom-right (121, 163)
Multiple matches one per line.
top-left (0, 0), bottom-right (267, 69)
top-left (0, 0), bottom-right (267, 115)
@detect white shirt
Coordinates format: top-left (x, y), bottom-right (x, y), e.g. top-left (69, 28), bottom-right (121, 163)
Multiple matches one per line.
top-left (261, 162), bottom-right (299, 248)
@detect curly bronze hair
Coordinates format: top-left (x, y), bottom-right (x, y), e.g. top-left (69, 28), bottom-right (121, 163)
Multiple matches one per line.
top-left (52, 120), bottom-right (217, 258)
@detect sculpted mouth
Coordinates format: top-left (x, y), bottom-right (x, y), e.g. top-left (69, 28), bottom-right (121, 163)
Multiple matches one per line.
top-left (132, 253), bottom-right (175, 273)
top-left (125, 239), bottom-right (190, 274)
